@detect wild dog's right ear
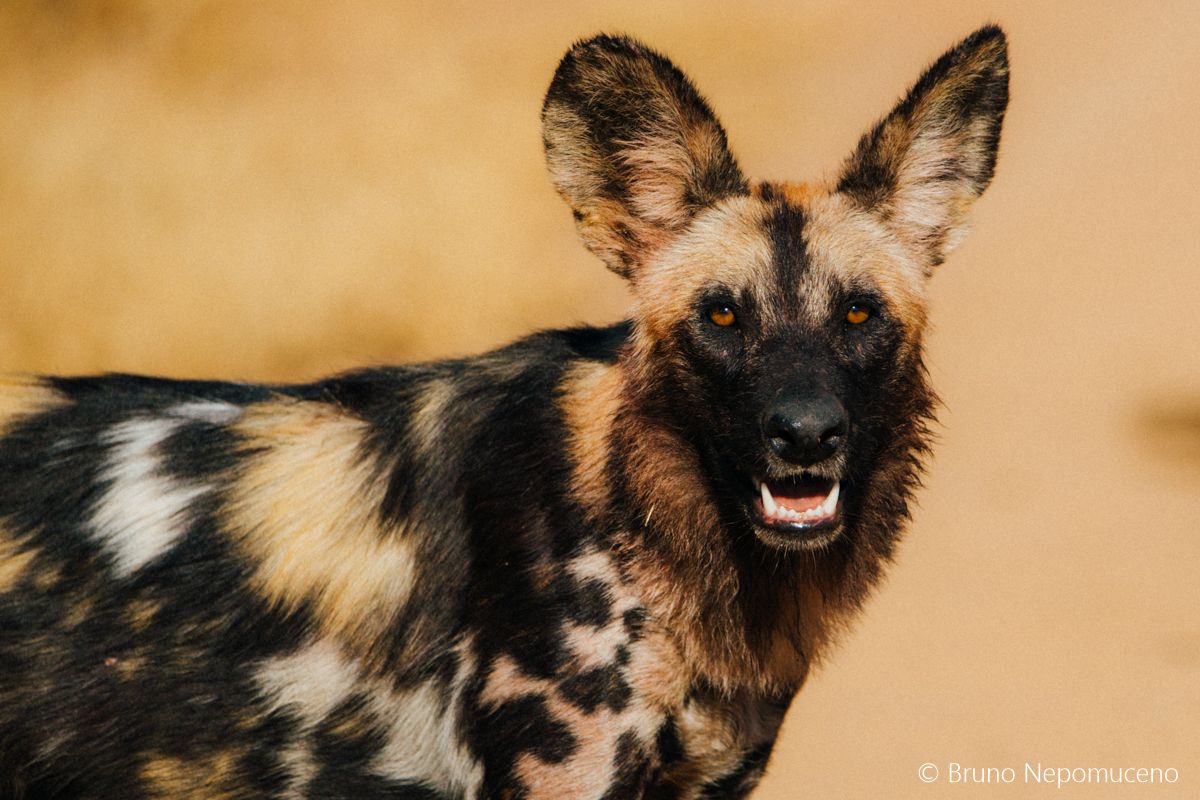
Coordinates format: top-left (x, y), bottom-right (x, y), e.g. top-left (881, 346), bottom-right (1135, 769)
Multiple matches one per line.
top-left (837, 26), bottom-right (1009, 269)
top-left (542, 35), bottom-right (748, 279)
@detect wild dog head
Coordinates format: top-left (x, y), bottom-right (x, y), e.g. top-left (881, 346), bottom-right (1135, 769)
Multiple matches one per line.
top-left (543, 30), bottom-right (1008, 554)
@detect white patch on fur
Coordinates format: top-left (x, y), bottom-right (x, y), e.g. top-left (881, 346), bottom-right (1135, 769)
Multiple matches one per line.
top-left (169, 400), bottom-right (243, 425)
top-left (255, 639), bottom-right (361, 799)
top-left (563, 619), bottom-right (626, 670)
top-left (256, 639), bottom-right (360, 726)
top-left (257, 638), bottom-right (483, 798)
top-left (90, 417), bottom-right (209, 577)
top-left (567, 549), bottom-right (621, 585)
top-left (370, 642), bottom-right (483, 797)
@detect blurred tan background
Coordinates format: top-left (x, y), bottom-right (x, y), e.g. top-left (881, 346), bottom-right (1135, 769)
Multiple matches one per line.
top-left (2, 1), bottom-right (1198, 797)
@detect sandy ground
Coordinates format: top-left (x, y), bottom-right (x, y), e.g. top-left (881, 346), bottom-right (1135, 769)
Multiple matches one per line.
top-left (1, 2), bottom-right (1197, 797)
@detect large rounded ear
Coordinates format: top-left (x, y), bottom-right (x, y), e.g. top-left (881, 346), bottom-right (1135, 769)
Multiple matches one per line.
top-left (837, 26), bottom-right (1009, 270)
top-left (542, 35), bottom-right (748, 279)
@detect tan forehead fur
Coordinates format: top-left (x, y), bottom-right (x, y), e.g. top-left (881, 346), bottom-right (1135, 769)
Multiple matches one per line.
top-left (632, 194), bottom-right (774, 345)
top-left (631, 187), bottom-right (930, 347)
top-left (801, 191), bottom-right (930, 335)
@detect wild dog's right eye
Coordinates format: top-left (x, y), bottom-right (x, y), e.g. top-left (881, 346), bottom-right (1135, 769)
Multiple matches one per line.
top-left (846, 304), bottom-right (871, 324)
top-left (707, 305), bottom-right (737, 328)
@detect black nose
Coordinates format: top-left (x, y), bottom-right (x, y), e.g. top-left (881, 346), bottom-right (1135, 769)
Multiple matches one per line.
top-left (763, 395), bottom-right (847, 465)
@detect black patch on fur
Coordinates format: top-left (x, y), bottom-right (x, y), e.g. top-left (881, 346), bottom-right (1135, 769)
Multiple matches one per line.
top-left (559, 321), bottom-right (632, 363)
top-left (471, 694), bottom-right (577, 797)
top-left (161, 419), bottom-right (250, 481)
top-left (599, 731), bottom-right (653, 800)
top-left (765, 202), bottom-right (809, 300)
top-left (698, 743), bottom-right (773, 799)
top-left (622, 606), bottom-right (647, 641)
top-left (567, 578), bottom-right (613, 627)
top-left (48, 373), bottom-right (281, 407)
top-left (656, 715), bottom-right (685, 766)
top-left (558, 663), bottom-right (632, 714)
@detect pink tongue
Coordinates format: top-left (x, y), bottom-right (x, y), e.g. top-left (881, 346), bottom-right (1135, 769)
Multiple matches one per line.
top-left (771, 482), bottom-right (828, 512)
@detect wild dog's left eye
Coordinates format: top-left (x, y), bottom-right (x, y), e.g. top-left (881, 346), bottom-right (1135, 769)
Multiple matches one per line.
top-left (846, 303), bottom-right (872, 324)
top-left (708, 305), bottom-right (737, 327)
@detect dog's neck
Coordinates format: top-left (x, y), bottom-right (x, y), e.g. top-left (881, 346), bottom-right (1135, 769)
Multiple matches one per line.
top-left (559, 357), bottom-right (856, 696)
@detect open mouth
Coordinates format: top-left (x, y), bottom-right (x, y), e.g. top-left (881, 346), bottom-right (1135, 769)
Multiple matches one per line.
top-left (751, 474), bottom-right (842, 540)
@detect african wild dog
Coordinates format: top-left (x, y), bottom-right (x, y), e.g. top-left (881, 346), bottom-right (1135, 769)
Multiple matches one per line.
top-left (0, 26), bottom-right (1007, 800)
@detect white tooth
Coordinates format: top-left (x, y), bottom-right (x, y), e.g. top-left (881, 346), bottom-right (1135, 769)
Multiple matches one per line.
top-left (760, 481), bottom-right (778, 517)
top-left (822, 481), bottom-right (841, 516)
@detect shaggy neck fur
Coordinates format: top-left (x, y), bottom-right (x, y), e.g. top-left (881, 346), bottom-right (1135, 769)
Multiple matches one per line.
top-left (598, 340), bottom-right (937, 696)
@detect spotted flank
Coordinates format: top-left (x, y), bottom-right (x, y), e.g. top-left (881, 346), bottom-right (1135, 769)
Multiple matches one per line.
top-left (0, 27), bottom-right (1007, 800)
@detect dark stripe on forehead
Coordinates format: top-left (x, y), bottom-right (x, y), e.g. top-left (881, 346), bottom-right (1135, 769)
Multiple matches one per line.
top-left (752, 181), bottom-right (778, 202)
top-left (765, 202), bottom-right (809, 297)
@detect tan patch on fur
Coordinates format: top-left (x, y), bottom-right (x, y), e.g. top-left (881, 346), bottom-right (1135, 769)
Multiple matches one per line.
top-left (370, 638), bottom-right (483, 795)
top-left (140, 751), bottom-right (241, 800)
top-left (255, 637), bottom-right (362, 798)
top-left (751, 180), bottom-right (824, 205)
top-left (408, 378), bottom-right (456, 458)
top-left (225, 401), bottom-right (416, 651)
top-left (125, 597), bottom-right (161, 632)
top-left (558, 362), bottom-right (625, 519)
top-left (0, 530), bottom-right (35, 593)
top-left (101, 653), bottom-right (147, 678)
top-left (63, 594), bottom-right (96, 629)
top-left (623, 622), bottom-right (691, 715)
top-left (0, 378), bottom-right (67, 437)
top-left (30, 562), bottom-right (60, 592)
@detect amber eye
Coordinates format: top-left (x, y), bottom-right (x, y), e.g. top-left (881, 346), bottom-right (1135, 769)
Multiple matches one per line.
top-left (846, 304), bottom-right (872, 325)
top-left (708, 305), bottom-right (737, 327)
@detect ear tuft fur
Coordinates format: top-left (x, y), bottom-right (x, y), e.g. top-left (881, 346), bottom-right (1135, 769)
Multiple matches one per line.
top-left (542, 34), bottom-right (748, 278)
top-left (837, 25), bottom-right (1009, 267)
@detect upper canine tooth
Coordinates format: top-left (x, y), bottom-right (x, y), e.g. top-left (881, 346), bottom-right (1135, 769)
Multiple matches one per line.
top-left (760, 481), bottom-right (778, 517)
top-left (822, 481), bottom-right (841, 515)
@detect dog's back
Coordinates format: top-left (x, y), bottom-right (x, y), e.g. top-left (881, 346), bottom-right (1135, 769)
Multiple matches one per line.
top-left (0, 27), bottom-right (1007, 800)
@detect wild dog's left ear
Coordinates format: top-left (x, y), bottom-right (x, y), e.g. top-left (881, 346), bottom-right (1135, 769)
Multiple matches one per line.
top-left (542, 35), bottom-right (748, 279)
top-left (837, 26), bottom-right (1009, 269)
